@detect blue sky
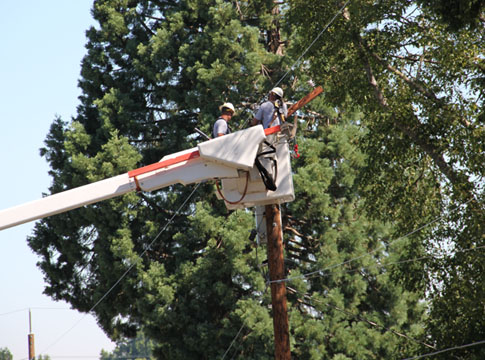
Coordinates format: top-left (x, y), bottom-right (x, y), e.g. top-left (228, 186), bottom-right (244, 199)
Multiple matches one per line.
top-left (0, 2), bottom-right (115, 359)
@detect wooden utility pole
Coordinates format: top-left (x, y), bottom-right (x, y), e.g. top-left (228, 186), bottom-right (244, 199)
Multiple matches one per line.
top-left (265, 204), bottom-right (291, 360)
top-left (28, 309), bottom-right (35, 360)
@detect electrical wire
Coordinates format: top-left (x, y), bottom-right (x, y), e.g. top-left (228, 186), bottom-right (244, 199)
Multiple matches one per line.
top-left (269, 198), bottom-right (474, 285)
top-left (287, 286), bottom-right (436, 351)
top-left (221, 322), bottom-right (246, 360)
top-left (273, 0), bottom-right (352, 89)
top-left (238, 0), bottom-right (351, 130)
top-left (0, 307), bottom-right (71, 317)
top-left (295, 243), bottom-right (485, 282)
top-left (401, 339), bottom-right (485, 360)
top-left (220, 284), bottom-right (272, 360)
top-left (39, 183), bottom-right (201, 355)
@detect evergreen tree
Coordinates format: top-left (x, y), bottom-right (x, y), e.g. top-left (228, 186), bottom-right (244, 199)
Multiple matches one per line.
top-left (28, 0), bottom-right (292, 352)
top-left (101, 332), bottom-right (154, 360)
top-left (28, 0), bottom-right (429, 358)
top-left (0, 348), bottom-right (12, 360)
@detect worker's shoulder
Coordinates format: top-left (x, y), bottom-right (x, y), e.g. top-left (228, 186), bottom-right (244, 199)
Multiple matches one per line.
top-left (259, 100), bottom-right (275, 111)
top-left (262, 100), bottom-right (274, 107)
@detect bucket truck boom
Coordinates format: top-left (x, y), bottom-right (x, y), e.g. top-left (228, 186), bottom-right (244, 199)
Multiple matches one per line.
top-left (0, 125), bottom-right (294, 231)
top-left (0, 86), bottom-right (324, 232)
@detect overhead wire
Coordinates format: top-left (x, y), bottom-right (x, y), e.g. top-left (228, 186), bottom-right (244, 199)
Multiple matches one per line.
top-left (273, 0), bottom-right (352, 89)
top-left (0, 307), bottom-right (71, 317)
top-left (238, 0), bottom-right (351, 130)
top-left (269, 198), bottom-right (475, 285)
top-left (287, 286), bottom-right (436, 351)
top-left (39, 183), bottom-right (202, 355)
top-left (401, 339), bottom-right (485, 360)
top-left (221, 322), bottom-right (246, 360)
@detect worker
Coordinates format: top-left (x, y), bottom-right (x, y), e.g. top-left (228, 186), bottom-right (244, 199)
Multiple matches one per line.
top-left (251, 87), bottom-right (288, 129)
top-left (213, 102), bottom-right (235, 137)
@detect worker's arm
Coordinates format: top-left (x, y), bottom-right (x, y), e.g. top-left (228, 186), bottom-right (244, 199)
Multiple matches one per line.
top-left (251, 117), bottom-right (261, 126)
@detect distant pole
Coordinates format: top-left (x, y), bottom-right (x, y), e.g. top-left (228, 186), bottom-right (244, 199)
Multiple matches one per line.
top-left (265, 204), bottom-right (291, 360)
top-left (28, 309), bottom-right (35, 360)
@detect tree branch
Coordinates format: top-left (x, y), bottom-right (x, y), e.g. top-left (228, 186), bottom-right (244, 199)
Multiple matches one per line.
top-left (353, 32), bottom-right (476, 204)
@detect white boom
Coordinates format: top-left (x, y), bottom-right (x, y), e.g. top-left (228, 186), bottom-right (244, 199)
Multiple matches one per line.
top-left (0, 125), bottom-right (295, 231)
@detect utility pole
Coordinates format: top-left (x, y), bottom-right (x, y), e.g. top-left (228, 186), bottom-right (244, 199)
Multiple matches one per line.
top-left (265, 204), bottom-right (291, 360)
top-left (28, 309), bottom-right (35, 360)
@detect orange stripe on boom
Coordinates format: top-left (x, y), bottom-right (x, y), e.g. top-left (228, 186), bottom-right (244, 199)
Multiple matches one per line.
top-left (128, 150), bottom-right (200, 178)
top-left (129, 125), bottom-right (282, 178)
top-left (264, 125), bottom-right (281, 136)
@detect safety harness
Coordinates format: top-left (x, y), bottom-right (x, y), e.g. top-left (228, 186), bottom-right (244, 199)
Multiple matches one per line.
top-left (255, 140), bottom-right (278, 191)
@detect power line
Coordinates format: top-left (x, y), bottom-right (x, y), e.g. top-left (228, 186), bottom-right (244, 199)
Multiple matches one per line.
top-left (273, 0), bottom-right (352, 89)
top-left (300, 243), bottom-right (485, 282)
top-left (269, 198), bottom-right (474, 285)
top-left (220, 284), bottom-right (270, 360)
top-left (238, 0), bottom-right (351, 130)
top-left (39, 183), bottom-right (201, 355)
top-left (221, 322), bottom-right (246, 360)
top-left (401, 339), bottom-right (485, 360)
top-left (0, 307), bottom-right (71, 317)
top-left (287, 286), bottom-right (436, 351)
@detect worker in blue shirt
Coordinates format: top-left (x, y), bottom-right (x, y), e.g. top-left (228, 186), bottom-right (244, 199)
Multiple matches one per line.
top-left (251, 87), bottom-right (288, 128)
top-left (213, 102), bottom-right (235, 137)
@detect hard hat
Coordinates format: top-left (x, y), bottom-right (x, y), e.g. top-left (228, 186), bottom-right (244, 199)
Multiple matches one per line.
top-left (219, 102), bottom-right (235, 114)
top-left (270, 87), bottom-right (283, 98)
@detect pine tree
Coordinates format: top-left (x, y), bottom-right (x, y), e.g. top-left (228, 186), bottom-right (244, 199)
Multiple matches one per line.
top-left (28, 0), bottom-right (292, 351)
top-left (27, 0), bottom-right (430, 358)
top-left (281, 107), bottom-right (428, 359)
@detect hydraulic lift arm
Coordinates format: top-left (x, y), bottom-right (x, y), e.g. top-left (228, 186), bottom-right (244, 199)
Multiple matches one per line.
top-left (0, 86), bottom-right (323, 232)
top-left (0, 125), bottom-right (293, 231)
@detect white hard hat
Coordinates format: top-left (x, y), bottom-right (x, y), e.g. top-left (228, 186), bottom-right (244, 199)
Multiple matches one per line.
top-left (270, 87), bottom-right (283, 98)
top-left (219, 102), bottom-right (235, 114)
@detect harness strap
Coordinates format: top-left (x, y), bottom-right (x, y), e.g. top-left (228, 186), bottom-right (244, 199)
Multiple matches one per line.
top-left (255, 141), bottom-right (278, 191)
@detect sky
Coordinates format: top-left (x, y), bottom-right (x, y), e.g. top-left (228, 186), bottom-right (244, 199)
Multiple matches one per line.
top-left (0, 2), bottom-right (115, 359)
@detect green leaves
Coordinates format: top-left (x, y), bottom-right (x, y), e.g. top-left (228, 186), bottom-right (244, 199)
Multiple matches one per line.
top-left (27, 0), bottom-right (485, 358)
top-left (288, 0), bottom-right (485, 356)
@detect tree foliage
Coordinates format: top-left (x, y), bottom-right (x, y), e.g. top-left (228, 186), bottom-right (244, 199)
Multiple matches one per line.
top-left (417, 0), bottom-right (485, 30)
top-left (101, 332), bottom-right (154, 360)
top-left (287, 0), bottom-right (485, 357)
top-left (0, 348), bottom-right (12, 360)
top-left (26, 0), bottom-right (485, 358)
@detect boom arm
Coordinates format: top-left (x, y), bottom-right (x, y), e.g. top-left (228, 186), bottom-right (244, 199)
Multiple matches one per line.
top-left (0, 125), bottom-right (293, 231)
top-left (0, 86), bottom-right (324, 232)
